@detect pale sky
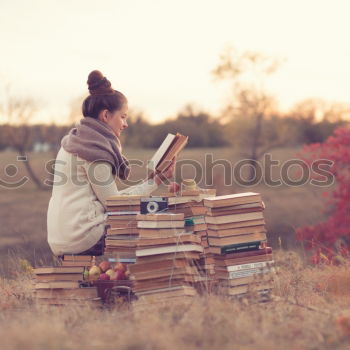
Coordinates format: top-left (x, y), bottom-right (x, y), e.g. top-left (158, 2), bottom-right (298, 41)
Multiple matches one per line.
top-left (1, 0), bottom-right (350, 124)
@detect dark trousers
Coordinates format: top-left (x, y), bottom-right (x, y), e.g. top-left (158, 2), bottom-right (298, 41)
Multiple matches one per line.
top-left (76, 231), bottom-right (106, 256)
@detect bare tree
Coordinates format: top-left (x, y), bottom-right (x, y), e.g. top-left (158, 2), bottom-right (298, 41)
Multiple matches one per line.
top-left (1, 87), bottom-right (48, 190)
top-left (212, 47), bottom-right (288, 181)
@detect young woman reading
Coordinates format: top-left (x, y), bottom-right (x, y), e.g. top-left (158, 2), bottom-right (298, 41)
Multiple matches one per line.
top-left (47, 70), bottom-right (176, 257)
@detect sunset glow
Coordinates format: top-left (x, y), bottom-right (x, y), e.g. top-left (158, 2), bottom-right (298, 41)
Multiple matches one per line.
top-left (1, 0), bottom-right (349, 124)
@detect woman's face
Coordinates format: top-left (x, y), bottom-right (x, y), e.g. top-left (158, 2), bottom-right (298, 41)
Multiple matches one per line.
top-left (100, 103), bottom-right (129, 137)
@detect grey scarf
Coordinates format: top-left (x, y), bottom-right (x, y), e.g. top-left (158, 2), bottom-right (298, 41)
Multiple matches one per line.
top-left (61, 117), bottom-right (130, 180)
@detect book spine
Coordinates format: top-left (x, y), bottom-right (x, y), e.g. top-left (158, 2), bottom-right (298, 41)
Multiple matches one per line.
top-left (226, 260), bottom-right (274, 272)
top-left (107, 211), bottom-right (139, 215)
top-left (228, 267), bottom-right (274, 279)
top-left (220, 241), bottom-right (261, 254)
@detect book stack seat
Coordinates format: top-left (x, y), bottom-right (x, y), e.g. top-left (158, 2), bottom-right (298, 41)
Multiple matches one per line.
top-left (104, 195), bottom-right (142, 262)
top-left (202, 192), bottom-right (275, 297)
top-left (59, 254), bottom-right (93, 268)
top-left (129, 213), bottom-right (203, 303)
top-left (33, 265), bottom-right (100, 307)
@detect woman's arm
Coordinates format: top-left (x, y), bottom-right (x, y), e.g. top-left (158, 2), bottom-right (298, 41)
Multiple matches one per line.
top-left (83, 161), bottom-right (158, 210)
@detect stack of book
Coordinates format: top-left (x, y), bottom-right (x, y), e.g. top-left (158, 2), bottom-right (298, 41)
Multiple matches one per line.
top-left (60, 255), bottom-right (93, 268)
top-left (33, 266), bottom-right (99, 307)
top-left (167, 189), bottom-right (215, 218)
top-left (105, 195), bottom-right (141, 262)
top-left (129, 213), bottom-right (203, 302)
top-left (166, 188), bottom-right (216, 290)
top-left (167, 188), bottom-right (215, 239)
top-left (202, 192), bottom-right (275, 297)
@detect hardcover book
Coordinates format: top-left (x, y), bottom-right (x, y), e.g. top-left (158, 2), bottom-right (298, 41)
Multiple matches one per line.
top-left (147, 133), bottom-right (188, 173)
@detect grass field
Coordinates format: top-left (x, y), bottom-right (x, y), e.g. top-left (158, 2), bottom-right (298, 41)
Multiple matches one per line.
top-left (1, 147), bottom-right (349, 350)
top-left (1, 252), bottom-right (350, 350)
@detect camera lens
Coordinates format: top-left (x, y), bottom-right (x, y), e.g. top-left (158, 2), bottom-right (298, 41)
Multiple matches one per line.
top-left (147, 201), bottom-right (159, 213)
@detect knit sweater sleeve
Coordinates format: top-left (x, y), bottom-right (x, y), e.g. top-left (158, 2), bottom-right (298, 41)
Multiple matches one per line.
top-left (83, 161), bottom-right (158, 210)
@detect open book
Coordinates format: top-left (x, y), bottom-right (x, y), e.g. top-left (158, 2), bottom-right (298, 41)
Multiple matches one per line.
top-left (147, 133), bottom-right (188, 174)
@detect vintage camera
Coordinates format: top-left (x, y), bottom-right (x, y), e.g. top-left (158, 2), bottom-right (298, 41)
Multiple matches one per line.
top-left (140, 197), bottom-right (168, 214)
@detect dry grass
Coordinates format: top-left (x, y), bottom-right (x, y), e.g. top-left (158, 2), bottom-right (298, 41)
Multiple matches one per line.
top-left (1, 252), bottom-right (350, 350)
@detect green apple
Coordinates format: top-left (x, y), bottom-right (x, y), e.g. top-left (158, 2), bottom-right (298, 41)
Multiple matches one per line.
top-left (83, 270), bottom-right (89, 281)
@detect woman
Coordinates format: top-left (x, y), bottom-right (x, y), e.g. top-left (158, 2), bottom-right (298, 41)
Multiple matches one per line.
top-left (47, 70), bottom-right (176, 256)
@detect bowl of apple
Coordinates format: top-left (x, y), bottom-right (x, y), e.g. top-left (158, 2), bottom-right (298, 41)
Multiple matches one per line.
top-left (87, 260), bottom-right (134, 304)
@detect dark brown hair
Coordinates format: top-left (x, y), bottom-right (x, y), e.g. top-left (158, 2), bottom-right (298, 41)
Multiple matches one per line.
top-left (82, 70), bottom-right (127, 119)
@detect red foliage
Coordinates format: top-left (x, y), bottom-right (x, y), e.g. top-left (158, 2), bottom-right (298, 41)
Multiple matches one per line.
top-left (296, 126), bottom-right (350, 264)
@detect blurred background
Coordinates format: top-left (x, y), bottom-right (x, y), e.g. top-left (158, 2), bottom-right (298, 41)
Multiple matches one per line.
top-left (1, 0), bottom-right (349, 271)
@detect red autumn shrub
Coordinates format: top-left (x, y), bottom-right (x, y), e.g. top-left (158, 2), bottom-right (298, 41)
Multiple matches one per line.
top-left (296, 126), bottom-right (350, 263)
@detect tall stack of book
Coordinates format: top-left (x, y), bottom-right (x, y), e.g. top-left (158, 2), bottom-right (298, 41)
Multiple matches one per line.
top-left (166, 188), bottom-right (216, 290)
top-left (202, 192), bottom-right (275, 297)
top-left (167, 188), bottom-right (215, 218)
top-left (167, 188), bottom-right (215, 239)
top-left (105, 195), bottom-right (141, 262)
top-left (129, 213), bottom-right (203, 303)
top-left (33, 266), bottom-right (99, 307)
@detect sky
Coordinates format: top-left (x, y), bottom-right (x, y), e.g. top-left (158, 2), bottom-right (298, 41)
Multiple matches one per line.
top-left (0, 0), bottom-right (350, 124)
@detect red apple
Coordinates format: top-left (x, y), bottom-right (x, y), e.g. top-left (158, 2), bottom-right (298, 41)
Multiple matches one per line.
top-left (114, 262), bottom-right (127, 273)
top-left (115, 269), bottom-right (126, 280)
top-left (99, 273), bottom-right (110, 281)
top-left (99, 260), bottom-right (111, 273)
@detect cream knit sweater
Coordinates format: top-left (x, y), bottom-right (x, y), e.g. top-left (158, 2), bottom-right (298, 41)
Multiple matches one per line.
top-left (47, 147), bottom-right (158, 256)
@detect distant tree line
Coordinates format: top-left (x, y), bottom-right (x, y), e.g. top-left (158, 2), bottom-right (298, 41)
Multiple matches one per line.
top-left (122, 106), bottom-right (229, 148)
top-left (0, 105), bottom-right (345, 152)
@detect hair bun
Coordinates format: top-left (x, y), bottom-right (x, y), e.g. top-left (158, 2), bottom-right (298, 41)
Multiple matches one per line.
top-left (87, 70), bottom-right (114, 95)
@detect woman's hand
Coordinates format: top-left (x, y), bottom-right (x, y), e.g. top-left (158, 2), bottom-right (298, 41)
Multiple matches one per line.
top-left (168, 181), bottom-right (180, 193)
top-left (154, 157), bottom-right (177, 186)
top-left (162, 156), bottom-right (177, 179)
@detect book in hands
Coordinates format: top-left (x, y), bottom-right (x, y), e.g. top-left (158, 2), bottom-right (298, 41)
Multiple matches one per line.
top-left (147, 133), bottom-right (188, 174)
